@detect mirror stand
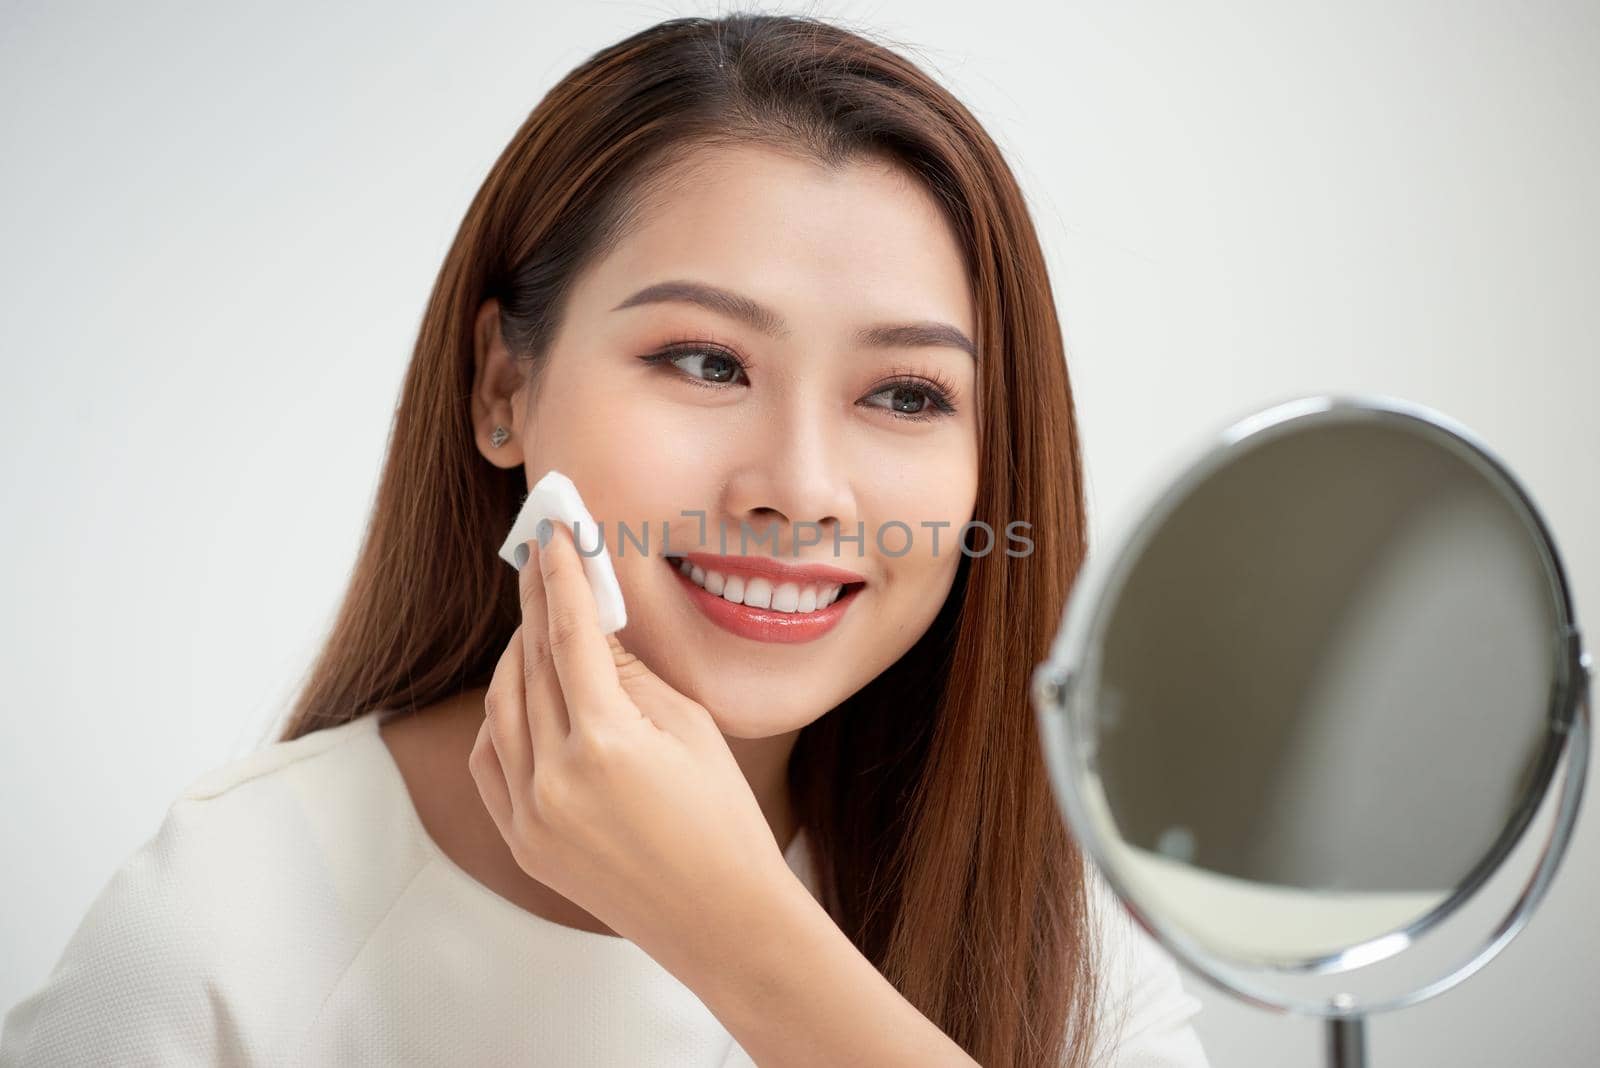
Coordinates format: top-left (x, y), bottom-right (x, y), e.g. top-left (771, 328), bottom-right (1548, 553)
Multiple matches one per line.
top-left (1327, 1017), bottom-right (1365, 1068)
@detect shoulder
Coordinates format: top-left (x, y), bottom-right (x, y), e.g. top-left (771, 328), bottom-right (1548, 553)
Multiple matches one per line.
top-left (1087, 866), bottom-right (1213, 1067)
top-left (0, 712), bottom-right (423, 1066)
top-left (132, 712), bottom-right (410, 916)
top-left (177, 711), bottom-right (377, 801)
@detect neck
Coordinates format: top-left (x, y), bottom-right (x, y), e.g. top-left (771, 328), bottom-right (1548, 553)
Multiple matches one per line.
top-left (726, 730), bottom-right (802, 855)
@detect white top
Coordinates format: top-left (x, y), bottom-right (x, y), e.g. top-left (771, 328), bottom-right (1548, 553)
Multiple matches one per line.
top-left (0, 711), bottom-right (1209, 1066)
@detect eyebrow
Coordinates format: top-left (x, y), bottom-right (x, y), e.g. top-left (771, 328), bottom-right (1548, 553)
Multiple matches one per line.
top-left (611, 279), bottom-right (978, 362)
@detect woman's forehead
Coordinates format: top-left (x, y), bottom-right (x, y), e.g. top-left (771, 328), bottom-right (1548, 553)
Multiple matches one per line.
top-left (579, 143), bottom-right (975, 337)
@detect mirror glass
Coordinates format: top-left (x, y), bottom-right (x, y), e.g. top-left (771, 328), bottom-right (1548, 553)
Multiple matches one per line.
top-left (1071, 412), bottom-right (1570, 969)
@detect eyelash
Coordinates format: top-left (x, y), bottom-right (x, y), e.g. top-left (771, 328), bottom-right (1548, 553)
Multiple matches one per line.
top-left (637, 339), bottom-right (961, 423)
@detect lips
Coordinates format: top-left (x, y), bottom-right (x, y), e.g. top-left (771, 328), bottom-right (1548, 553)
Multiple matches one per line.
top-left (665, 555), bottom-right (865, 643)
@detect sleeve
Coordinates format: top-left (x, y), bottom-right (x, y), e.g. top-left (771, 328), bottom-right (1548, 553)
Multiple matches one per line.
top-left (1088, 869), bottom-right (1212, 1068)
top-left (0, 799), bottom-right (233, 1067)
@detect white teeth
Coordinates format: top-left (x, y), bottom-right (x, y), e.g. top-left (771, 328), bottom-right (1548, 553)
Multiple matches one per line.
top-left (743, 577), bottom-right (773, 609)
top-left (676, 559), bottom-right (855, 613)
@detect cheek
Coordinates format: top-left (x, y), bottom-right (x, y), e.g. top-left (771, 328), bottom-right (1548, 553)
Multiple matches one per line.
top-left (530, 389), bottom-right (712, 668)
top-left (527, 373), bottom-right (706, 534)
top-left (868, 438), bottom-right (979, 558)
top-left (878, 441), bottom-right (976, 600)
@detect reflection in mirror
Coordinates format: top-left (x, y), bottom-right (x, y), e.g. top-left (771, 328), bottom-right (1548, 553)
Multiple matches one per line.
top-left (1082, 419), bottom-right (1563, 965)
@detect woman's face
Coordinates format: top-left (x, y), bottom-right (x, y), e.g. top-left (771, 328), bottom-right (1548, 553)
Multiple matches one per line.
top-left (485, 143), bottom-right (979, 739)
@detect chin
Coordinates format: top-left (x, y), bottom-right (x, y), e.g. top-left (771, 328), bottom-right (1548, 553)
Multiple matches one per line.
top-left (696, 696), bottom-right (828, 740)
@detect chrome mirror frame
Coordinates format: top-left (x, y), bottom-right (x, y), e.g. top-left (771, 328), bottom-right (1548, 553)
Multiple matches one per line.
top-left (1031, 394), bottom-right (1592, 1066)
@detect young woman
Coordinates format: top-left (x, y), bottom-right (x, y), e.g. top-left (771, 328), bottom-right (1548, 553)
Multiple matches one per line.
top-left (0, 13), bottom-right (1209, 1067)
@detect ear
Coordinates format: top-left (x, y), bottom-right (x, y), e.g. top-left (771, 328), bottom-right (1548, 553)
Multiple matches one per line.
top-left (470, 297), bottom-right (527, 469)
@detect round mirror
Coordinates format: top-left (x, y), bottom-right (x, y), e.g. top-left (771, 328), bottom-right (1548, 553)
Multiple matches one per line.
top-left (1032, 395), bottom-right (1591, 1064)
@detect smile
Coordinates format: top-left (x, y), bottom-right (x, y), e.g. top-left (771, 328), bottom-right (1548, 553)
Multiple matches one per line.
top-left (664, 553), bottom-right (866, 643)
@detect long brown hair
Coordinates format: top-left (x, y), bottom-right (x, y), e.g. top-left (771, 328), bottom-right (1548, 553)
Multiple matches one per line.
top-left (277, 13), bottom-right (1101, 1066)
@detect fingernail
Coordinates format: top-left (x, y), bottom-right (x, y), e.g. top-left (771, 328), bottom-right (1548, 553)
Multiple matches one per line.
top-left (535, 517), bottom-right (554, 547)
top-left (514, 540), bottom-right (534, 571)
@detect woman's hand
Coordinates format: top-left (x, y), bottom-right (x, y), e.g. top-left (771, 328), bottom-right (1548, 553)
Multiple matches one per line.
top-left (469, 519), bottom-right (794, 976)
top-left (470, 520), bottom-right (980, 1068)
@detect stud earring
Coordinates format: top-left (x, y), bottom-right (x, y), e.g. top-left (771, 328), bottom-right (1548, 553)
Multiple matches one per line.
top-left (489, 425), bottom-right (510, 448)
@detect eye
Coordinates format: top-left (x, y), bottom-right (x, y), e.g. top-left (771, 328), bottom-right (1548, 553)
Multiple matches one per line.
top-left (637, 342), bottom-right (749, 388)
top-left (860, 373), bottom-right (960, 423)
top-left (638, 342), bottom-right (960, 423)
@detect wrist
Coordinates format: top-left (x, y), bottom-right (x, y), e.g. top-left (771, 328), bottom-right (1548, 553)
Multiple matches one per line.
top-left (678, 860), bottom-right (829, 1019)
top-left (673, 858), bottom-right (979, 1068)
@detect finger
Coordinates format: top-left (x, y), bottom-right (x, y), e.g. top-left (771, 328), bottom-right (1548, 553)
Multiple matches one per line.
top-left (483, 628), bottom-right (533, 784)
top-left (606, 630), bottom-right (693, 735)
top-left (518, 536), bottom-right (571, 755)
top-left (537, 519), bottom-right (629, 731)
top-left (469, 716), bottom-right (514, 834)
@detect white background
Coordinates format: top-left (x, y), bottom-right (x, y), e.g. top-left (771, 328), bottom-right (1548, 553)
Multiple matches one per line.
top-left (2, 1), bottom-right (1595, 1063)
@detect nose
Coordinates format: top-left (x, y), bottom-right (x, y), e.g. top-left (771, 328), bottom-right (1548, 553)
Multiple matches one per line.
top-left (721, 400), bottom-right (859, 558)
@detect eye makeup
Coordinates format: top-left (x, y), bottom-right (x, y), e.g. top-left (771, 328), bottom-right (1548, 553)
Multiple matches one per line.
top-left (635, 338), bottom-right (962, 422)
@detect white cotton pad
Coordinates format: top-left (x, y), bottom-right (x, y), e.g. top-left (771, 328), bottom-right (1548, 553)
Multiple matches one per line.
top-left (498, 470), bottom-right (628, 635)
